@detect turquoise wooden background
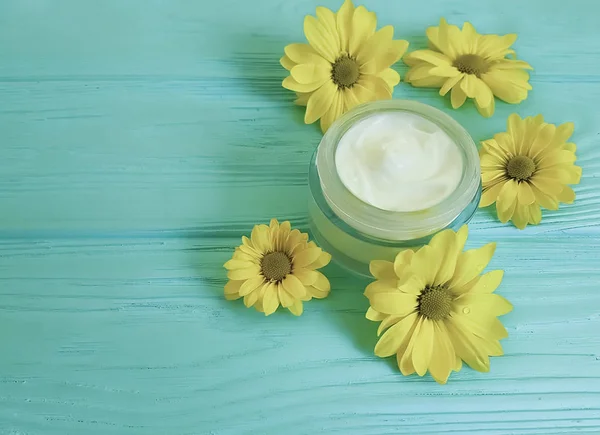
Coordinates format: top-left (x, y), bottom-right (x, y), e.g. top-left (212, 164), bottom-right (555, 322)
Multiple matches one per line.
top-left (1, 0), bottom-right (599, 433)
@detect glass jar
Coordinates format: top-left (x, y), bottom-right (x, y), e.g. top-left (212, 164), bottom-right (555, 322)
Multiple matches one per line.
top-left (308, 100), bottom-right (481, 277)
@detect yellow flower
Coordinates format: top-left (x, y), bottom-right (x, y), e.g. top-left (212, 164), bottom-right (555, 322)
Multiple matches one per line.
top-left (404, 18), bottom-right (532, 117)
top-left (480, 114), bottom-right (582, 229)
top-left (281, 0), bottom-right (409, 132)
top-left (224, 219), bottom-right (331, 316)
top-left (364, 226), bottom-right (512, 384)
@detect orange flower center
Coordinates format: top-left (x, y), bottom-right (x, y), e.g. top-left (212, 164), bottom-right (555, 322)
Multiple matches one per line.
top-left (507, 155), bottom-right (536, 181)
top-left (332, 55), bottom-right (360, 88)
top-left (261, 251), bottom-right (292, 282)
top-left (418, 285), bottom-right (452, 320)
top-left (453, 54), bottom-right (489, 77)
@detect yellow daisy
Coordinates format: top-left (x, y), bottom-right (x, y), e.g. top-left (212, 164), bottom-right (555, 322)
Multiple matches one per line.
top-left (364, 226), bottom-right (512, 384)
top-left (480, 114), bottom-right (582, 229)
top-left (404, 18), bottom-right (532, 117)
top-left (224, 219), bottom-right (331, 316)
top-left (281, 0), bottom-right (409, 132)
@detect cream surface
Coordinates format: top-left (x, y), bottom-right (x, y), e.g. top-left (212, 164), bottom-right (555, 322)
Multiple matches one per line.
top-left (335, 112), bottom-right (463, 212)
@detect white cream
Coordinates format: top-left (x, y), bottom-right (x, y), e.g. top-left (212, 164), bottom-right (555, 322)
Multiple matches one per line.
top-left (335, 112), bottom-right (463, 212)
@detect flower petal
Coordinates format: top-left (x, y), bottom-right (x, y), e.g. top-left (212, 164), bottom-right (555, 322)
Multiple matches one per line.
top-left (357, 25), bottom-right (394, 65)
top-left (282, 274), bottom-right (307, 299)
top-left (496, 179), bottom-right (519, 214)
top-left (446, 321), bottom-right (490, 372)
top-left (227, 266), bottom-right (261, 281)
top-left (278, 284), bottom-right (296, 308)
top-left (224, 280), bottom-right (243, 295)
top-left (378, 68), bottom-right (401, 89)
top-left (374, 312), bottom-right (419, 357)
top-left (349, 6), bottom-right (376, 56)
top-left (370, 292), bottom-right (418, 316)
top-left (262, 282), bottom-right (279, 315)
top-left (481, 69), bottom-right (531, 104)
top-left (305, 80), bottom-right (337, 125)
top-left (239, 275), bottom-right (265, 296)
top-left (280, 55), bottom-right (296, 71)
top-left (517, 181), bottom-right (535, 205)
top-left (411, 318), bottom-right (434, 376)
top-left (304, 15), bottom-right (339, 63)
top-left (288, 299), bottom-right (304, 316)
top-left (469, 270), bottom-right (504, 294)
top-left (440, 73), bottom-right (464, 96)
top-left (319, 89), bottom-right (343, 133)
top-left (431, 225), bottom-right (468, 286)
top-left (410, 245), bottom-right (438, 286)
top-left (293, 268), bottom-right (319, 286)
top-left (291, 63), bottom-right (331, 84)
top-left (370, 260), bottom-right (397, 280)
top-left (285, 43), bottom-right (323, 64)
top-left (399, 316), bottom-right (423, 375)
top-left (449, 242), bottom-right (496, 290)
top-left (336, 0), bottom-right (355, 52)
top-left (451, 84), bottom-right (467, 108)
top-left (480, 180), bottom-right (507, 207)
top-left (428, 321), bottom-right (455, 384)
top-left (557, 185), bottom-right (576, 204)
top-left (366, 306), bottom-right (386, 321)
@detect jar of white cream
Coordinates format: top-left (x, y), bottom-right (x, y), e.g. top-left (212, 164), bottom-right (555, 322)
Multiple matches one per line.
top-left (308, 100), bottom-right (481, 276)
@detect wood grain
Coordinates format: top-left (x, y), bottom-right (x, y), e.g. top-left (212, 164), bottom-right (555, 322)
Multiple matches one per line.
top-left (1, 0), bottom-right (600, 434)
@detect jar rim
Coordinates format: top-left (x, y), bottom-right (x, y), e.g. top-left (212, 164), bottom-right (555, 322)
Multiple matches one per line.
top-left (315, 99), bottom-right (481, 241)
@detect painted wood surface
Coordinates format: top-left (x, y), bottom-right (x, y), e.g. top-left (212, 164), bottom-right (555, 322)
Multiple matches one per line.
top-left (1, 0), bottom-right (599, 433)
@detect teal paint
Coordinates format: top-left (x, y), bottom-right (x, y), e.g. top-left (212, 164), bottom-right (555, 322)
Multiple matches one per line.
top-left (1, 0), bottom-right (599, 433)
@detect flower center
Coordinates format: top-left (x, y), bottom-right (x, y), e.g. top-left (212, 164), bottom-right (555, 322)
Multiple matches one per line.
top-left (418, 285), bottom-right (453, 321)
top-left (453, 54), bottom-right (489, 77)
top-left (331, 55), bottom-right (360, 88)
top-left (506, 155), bottom-right (536, 181)
top-left (261, 251), bottom-right (292, 282)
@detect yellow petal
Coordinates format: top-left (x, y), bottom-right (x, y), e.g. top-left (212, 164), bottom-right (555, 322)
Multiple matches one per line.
top-left (461, 21), bottom-right (477, 53)
top-left (283, 75), bottom-right (327, 94)
top-left (366, 306), bottom-right (386, 321)
top-left (496, 179), bottom-right (519, 214)
top-left (376, 39), bottom-right (409, 71)
top-left (370, 292), bottom-right (418, 316)
top-left (282, 274), bottom-right (307, 299)
top-left (370, 260), bottom-right (397, 280)
top-left (294, 92), bottom-right (311, 106)
top-left (294, 247), bottom-right (323, 268)
top-left (399, 317), bottom-right (423, 375)
top-left (530, 184), bottom-right (559, 210)
top-left (291, 63), bottom-right (330, 84)
top-left (378, 68), bottom-right (400, 89)
top-left (410, 245), bottom-right (438, 286)
top-left (262, 282), bottom-right (279, 315)
top-left (393, 249), bottom-right (414, 279)
top-left (377, 315), bottom-right (402, 336)
top-left (517, 181), bottom-right (536, 205)
top-left (243, 287), bottom-right (261, 307)
top-left (552, 121), bottom-right (575, 146)
top-left (475, 97), bottom-right (495, 118)
top-left (451, 314), bottom-right (507, 342)
top-left (481, 69), bottom-right (531, 104)
top-left (455, 293), bottom-right (513, 317)
top-left (336, 0), bottom-right (355, 52)
top-left (307, 285), bottom-right (329, 299)
top-left (280, 55), bottom-right (296, 71)
top-left (398, 274), bottom-right (425, 295)
top-left (449, 242), bottom-right (496, 290)
top-left (429, 321), bottom-right (455, 384)
top-left (407, 49), bottom-right (452, 66)
top-left (357, 25), bottom-right (394, 65)
top-left (530, 176), bottom-right (565, 196)
top-left (304, 15), bottom-right (339, 63)
top-left (305, 80), bottom-right (337, 125)
top-left (431, 226), bottom-right (468, 286)
top-left (435, 18), bottom-right (457, 58)
top-left (293, 268), bottom-right (319, 286)
top-left (507, 113), bottom-right (525, 148)
top-left (223, 259), bottom-right (254, 270)
top-left (528, 203), bottom-right (542, 224)
top-left (224, 280), bottom-right (243, 295)
top-left (410, 75), bottom-right (447, 88)
top-left (440, 73), bottom-right (464, 96)
top-left (312, 271), bottom-right (330, 292)
top-left (316, 6), bottom-right (339, 42)
top-left (451, 84), bottom-right (467, 108)
top-left (285, 43), bottom-right (323, 64)
top-left (374, 312), bottom-right (418, 357)
top-left (411, 318), bottom-right (434, 376)
top-left (278, 284), bottom-right (295, 307)
top-left (472, 77), bottom-right (494, 109)
top-left (446, 321), bottom-right (490, 372)
top-left (227, 266), bottom-right (261, 281)
top-left (528, 123), bottom-right (557, 159)
top-left (460, 74), bottom-right (479, 98)
top-left (469, 270), bottom-right (504, 294)
top-left (430, 65), bottom-right (461, 77)
top-left (480, 180), bottom-right (506, 207)
top-left (365, 279), bottom-right (397, 299)
top-left (511, 204), bottom-right (529, 229)
top-left (349, 6), bottom-right (376, 56)
top-left (343, 87), bottom-right (362, 111)
top-left (557, 185), bottom-right (576, 204)
top-left (238, 275), bottom-right (265, 296)
top-left (288, 299), bottom-right (304, 316)
top-left (225, 292), bottom-right (242, 301)
top-left (251, 224), bottom-right (270, 252)
top-left (307, 251), bottom-right (332, 269)
top-left (320, 89), bottom-right (343, 133)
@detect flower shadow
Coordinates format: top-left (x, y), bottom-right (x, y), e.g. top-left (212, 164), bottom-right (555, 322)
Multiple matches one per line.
top-left (318, 262), bottom-right (379, 355)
